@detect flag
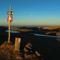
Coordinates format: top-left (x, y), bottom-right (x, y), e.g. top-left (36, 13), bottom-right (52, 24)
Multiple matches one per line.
top-left (7, 9), bottom-right (13, 23)
top-left (7, 15), bottom-right (12, 22)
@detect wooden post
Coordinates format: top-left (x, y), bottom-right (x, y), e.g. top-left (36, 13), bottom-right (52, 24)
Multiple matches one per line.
top-left (14, 37), bottom-right (21, 51)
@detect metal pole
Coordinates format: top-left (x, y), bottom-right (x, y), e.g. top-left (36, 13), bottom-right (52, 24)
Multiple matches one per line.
top-left (8, 21), bottom-right (11, 43)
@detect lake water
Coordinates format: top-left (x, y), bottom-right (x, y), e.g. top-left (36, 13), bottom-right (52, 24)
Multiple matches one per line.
top-left (5, 30), bottom-right (20, 33)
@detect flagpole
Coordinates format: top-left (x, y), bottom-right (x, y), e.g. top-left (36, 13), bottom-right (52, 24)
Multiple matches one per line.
top-left (7, 0), bottom-right (13, 44)
top-left (7, 7), bottom-right (13, 44)
top-left (8, 21), bottom-right (11, 43)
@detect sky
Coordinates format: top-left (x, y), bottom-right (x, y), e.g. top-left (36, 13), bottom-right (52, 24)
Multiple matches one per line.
top-left (0, 0), bottom-right (60, 26)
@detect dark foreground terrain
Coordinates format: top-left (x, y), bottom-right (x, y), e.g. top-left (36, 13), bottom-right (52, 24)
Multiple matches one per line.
top-left (0, 26), bottom-right (60, 60)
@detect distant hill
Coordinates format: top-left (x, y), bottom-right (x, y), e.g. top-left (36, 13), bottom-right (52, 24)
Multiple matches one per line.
top-left (0, 26), bottom-right (7, 31)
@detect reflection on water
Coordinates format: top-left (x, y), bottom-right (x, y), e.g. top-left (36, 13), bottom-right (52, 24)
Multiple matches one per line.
top-left (5, 30), bottom-right (20, 33)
